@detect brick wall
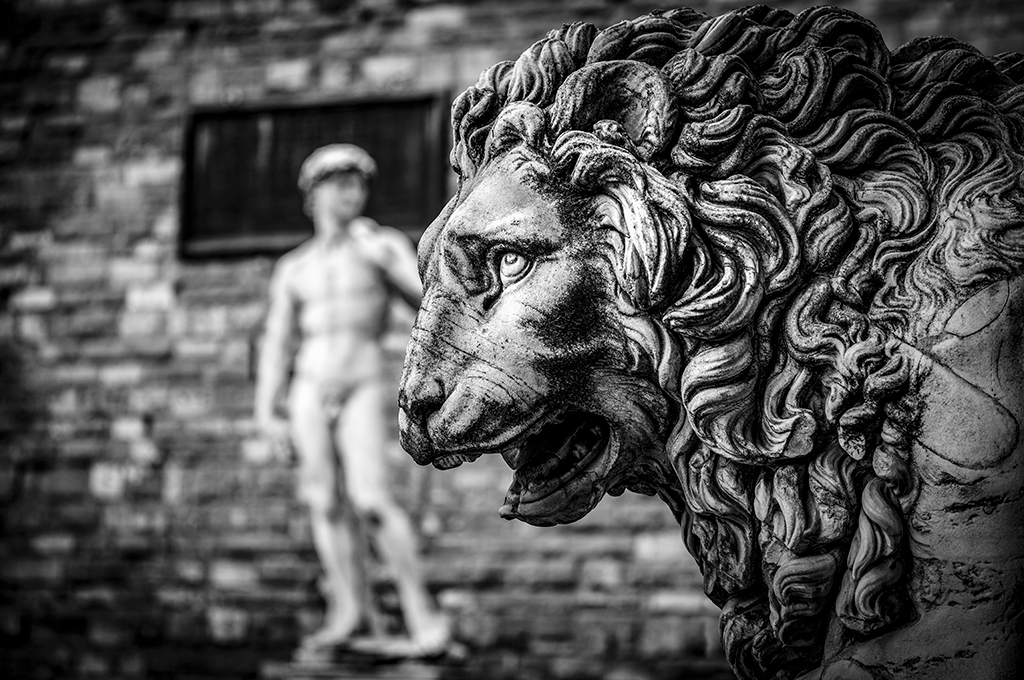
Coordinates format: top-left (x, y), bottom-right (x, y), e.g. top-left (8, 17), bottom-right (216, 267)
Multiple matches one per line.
top-left (1, 1), bottom-right (1021, 679)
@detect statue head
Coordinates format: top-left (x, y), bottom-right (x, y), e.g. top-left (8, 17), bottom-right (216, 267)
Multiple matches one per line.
top-left (299, 143), bottom-right (376, 226)
top-left (399, 6), bottom-right (1024, 677)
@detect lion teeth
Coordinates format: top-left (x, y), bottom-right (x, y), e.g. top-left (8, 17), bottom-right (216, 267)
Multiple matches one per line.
top-left (434, 453), bottom-right (479, 470)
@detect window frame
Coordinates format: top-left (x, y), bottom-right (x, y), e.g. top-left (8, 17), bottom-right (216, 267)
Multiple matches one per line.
top-left (178, 91), bottom-right (451, 258)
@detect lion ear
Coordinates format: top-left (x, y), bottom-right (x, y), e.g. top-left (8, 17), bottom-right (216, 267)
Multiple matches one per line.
top-left (549, 60), bottom-right (676, 161)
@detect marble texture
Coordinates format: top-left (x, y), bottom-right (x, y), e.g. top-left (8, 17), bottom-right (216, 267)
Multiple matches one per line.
top-left (398, 6), bottom-right (1024, 678)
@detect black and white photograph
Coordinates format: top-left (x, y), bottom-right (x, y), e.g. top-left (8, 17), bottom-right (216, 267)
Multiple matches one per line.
top-left (1, 1), bottom-right (1022, 679)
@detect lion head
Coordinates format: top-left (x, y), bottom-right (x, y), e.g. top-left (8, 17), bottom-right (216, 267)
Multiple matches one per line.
top-left (399, 6), bottom-right (1024, 678)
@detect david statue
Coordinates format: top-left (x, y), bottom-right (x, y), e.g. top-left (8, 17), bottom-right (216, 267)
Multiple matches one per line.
top-left (397, 5), bottom-right (1024, 679)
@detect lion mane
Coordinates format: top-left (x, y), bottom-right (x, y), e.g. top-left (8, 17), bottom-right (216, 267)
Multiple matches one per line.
top-left (444, 5), bottom-right (1024, 678)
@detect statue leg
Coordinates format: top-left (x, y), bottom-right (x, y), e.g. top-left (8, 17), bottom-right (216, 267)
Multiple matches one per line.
top-left (289, 379), bottom-right (365, 648)
top-left (336, 379), bottom-right (451, 656)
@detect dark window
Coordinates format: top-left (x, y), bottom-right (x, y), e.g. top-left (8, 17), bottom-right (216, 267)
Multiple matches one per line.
top-left (180, 93), bottom-right (450, 257)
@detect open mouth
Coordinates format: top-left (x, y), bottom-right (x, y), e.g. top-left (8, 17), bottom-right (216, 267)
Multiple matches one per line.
top-left (499, 411), bottom-right (611, 523)
top-left (425, 410), bottom-right (613, 524)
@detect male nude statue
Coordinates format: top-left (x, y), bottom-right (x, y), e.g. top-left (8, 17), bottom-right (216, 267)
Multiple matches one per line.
top-left (254, 144), bottom-right (450, 656)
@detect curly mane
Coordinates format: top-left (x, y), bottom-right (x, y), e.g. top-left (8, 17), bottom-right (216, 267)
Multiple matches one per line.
top-left (445, 5), bottom-right (1024, 678)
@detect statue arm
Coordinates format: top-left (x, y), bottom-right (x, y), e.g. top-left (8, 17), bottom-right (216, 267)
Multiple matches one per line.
top-left (382, 229), bottom-right (423, 309)
top-left (254, 261), bottom-right (298, 435)
top-left (357, 220), bottom-right (422, 308)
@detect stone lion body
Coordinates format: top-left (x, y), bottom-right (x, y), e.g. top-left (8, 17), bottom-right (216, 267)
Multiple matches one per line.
top-left (398, 6), bottom-right (1024, 678)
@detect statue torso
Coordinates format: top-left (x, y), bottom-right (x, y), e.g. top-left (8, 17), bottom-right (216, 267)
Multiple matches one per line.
top-left (284, 238), bottom-right (391, 385)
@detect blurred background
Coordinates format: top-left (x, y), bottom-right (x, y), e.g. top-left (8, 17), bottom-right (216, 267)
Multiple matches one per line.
top-left (0, 1), bottom-right (1021, 679)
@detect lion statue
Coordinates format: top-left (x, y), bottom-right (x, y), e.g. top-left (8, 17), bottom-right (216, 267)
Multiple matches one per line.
top-left (398, 5), bottom-right (1024, 679)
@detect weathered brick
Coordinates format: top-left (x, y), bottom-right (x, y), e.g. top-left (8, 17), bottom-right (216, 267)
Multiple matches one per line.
top-left (125, 282), bottom-right (175, 311)
top-left (219, 338), bottom-right (252, 374)
top-left (56, 438), bottom-right (108, 461)
top-left (0, 315), bottom-right (15, 340)
top-left (134, 35), bottom-right (178, 70)
top-left (78, 652), bottom-right (110, 678)
top-left (119, 310), bottom-right (167, 337)
top-left (0, 261), bottom-right (32, 287)
top-left (647, 590), bottom-right (720, 616)
top-left (361, 53), bottom-right (418, 89)
top-left (189, 67), bottom-right (223, 104)
top-left (88, 617), bottom-right (131, 648)
top-left (190, 305), bottom-right (231, 336)
top-left (30, 532), bottom-right (76, 555)
top-left (98, 363), bottom-right (145, 386)
top-left (638, 615), bottom-right (689, 659)
top-left (73, 586), bottom-right (118, 608)
top-left (319, 59), bottom-right (355, 91)
top-left (241, 438), bottom-right (274, 465)
top-left (123, 157), bottom-right (181, 187)
top-left (218, 531), bottom-right (296, 552)
top-left (89, 462), bottom-right (130, 500)
top-left (55, 307), bottom-right (120, 337)
top-left (207, 605), bottom-right (250, 643)
top-left (0, 465), bottom-right (17, 502)
top-left (109, 258), bottom-right (161, 285)
top-left (46, 52), bottom-right (89, 75)
top-left (103, 504), bottom-right (166, 532)
top-left (166, 386), bottom-right (214, 417)
top-left (1, 558), bottom-right (65, 585)
top-left (504, 557), bottom-right (578, 587)
top-left (210, 560), bottom-right (259, 590)
top-left (72, 145), bottom-right (113, 167)
top-left (174, 338), bottom-right (222, 360)
top-left (258, 554), bottom-right (315, 582)
top-left (48, 388), bottom-right (77, 416)
top-left (16, 314), bottom-right (47, 342)
top-left (77, 75), bottom-right (121, 113)
top-left (127, 385), bottom-right (169, 411)
top-left (111, 416), bottom-right (146, 441)
top-left (417, 49), bottom-right (458, 91)
top-left (152, 208), bottom-right (179, 240)
top-left (40, 466), bottom-right (90, 497)
top-left (6, 230), bottom-right (51, 252)
top-left (175, 558), bottom-right (205, 583)
top-left (407, 4), bottom-right (469, 37)
top-left (266, 58), bottom-right (312, 91)
top-left (0, 606), bottom-right (22, 637)
top-left (10, 286), bottom-right (57, 311)
top-left (161, 463), bottom-right (184, 504)
top-left (118, 652), bottom-right (147, 678)
top-left (128, 439), bottom-right (161, 465)
top-left (0, 113), bottom-right (28, 134)
top-left (580, 557), bottom-right (626, 591)
top-left (633, 530), bottom-right (689, 563)
top-left (123, 83), bottom-right (151, 109)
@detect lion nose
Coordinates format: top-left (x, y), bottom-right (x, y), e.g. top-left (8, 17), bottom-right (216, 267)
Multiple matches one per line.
top-left (398, 373), bottom-right (447, 465)
top-left (398, 375), bottom-right (446, 427)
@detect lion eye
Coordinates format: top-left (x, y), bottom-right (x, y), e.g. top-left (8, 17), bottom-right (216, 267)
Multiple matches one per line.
top-left (498, 251), bottom-right (531, 285)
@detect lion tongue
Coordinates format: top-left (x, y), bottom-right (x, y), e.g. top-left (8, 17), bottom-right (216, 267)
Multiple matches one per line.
top-left (516, 417), bottom-right (593, 483)
top-left (501, 414), bottom-right (580, 471)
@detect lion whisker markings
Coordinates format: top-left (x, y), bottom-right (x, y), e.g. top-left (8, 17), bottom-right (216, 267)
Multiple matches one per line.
top-left (411, 329), bottom-right (548, 401)
top-left (470, 366), bottom-right (542, 404)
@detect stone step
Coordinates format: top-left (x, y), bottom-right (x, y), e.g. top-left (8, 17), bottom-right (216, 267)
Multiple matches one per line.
top-left (262, 657), bottom-right (736, 680)
top-left (261, 638), bottom-right (473, 680)
top-left (261, 660), bottom-right (456, 680)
